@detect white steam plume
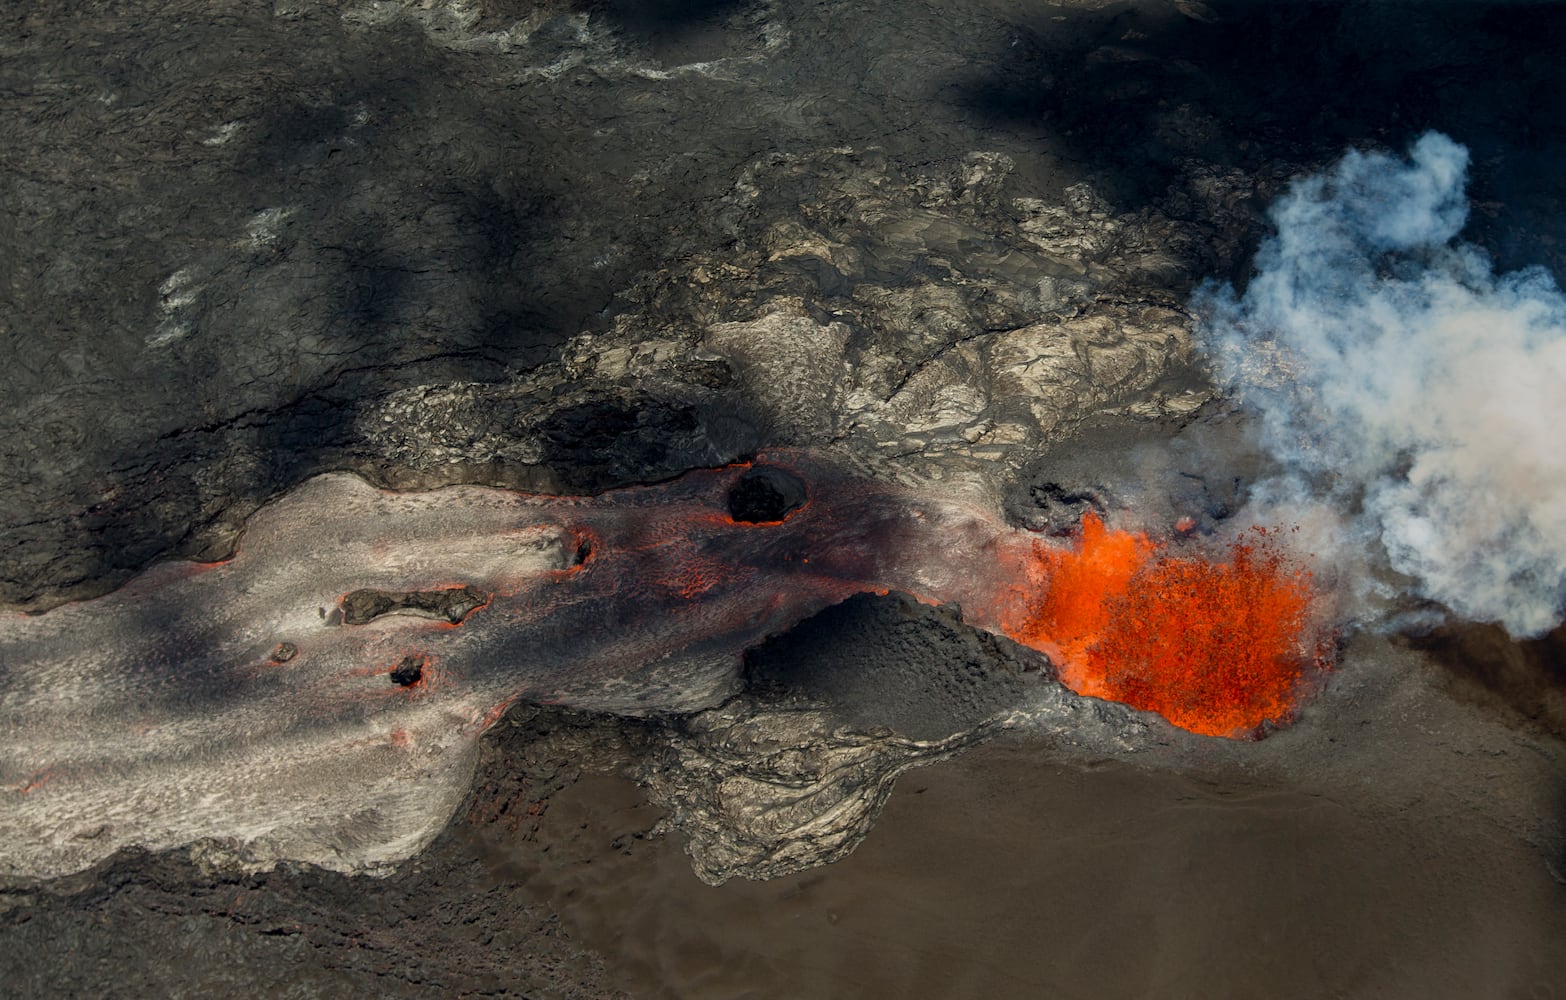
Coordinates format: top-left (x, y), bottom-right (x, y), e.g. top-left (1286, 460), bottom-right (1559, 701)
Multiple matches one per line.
top-left (1194, 132), bottom-right (1566, 637)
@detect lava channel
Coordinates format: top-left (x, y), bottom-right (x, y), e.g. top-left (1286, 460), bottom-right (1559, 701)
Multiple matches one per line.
top-left (0, 452), bottom-right (1337, 878)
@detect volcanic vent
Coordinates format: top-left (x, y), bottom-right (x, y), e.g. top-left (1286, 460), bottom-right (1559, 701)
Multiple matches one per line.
top-left (996, 512), bottom-right (1335, 738)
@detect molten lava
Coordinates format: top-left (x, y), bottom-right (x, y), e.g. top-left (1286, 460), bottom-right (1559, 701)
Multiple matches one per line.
top-left (1001, 512), bottom-right (1333, 738)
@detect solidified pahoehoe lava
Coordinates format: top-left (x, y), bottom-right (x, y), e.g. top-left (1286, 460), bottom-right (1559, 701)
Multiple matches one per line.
top-left (0, 452), bottom-right (1334, 878)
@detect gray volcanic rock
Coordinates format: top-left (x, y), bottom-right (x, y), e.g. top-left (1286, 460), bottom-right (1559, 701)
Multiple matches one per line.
top-left (1, 0), bottom-right (784, 606)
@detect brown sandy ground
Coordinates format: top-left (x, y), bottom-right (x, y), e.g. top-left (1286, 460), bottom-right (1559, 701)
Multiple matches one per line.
top-left (478, 673), bottom-right (1566, 999)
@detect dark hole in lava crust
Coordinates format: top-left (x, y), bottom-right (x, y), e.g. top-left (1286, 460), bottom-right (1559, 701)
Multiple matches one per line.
top-left (727, 466), bottom-right (807, 524)
top-left (390, 656), bottom-right (426, 687)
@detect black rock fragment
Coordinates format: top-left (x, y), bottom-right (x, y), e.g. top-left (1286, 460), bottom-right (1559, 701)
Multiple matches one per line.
top-left (727, 467), bottom-right (807, 524)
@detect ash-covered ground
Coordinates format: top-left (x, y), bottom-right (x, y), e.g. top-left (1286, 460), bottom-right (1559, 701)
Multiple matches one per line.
top-left (5, 0), bottom-right (1566, 996)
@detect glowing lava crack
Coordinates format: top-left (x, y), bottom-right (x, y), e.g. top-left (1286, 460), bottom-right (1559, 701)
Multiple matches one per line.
top-left (0, 454), bottom-right (1335, 878)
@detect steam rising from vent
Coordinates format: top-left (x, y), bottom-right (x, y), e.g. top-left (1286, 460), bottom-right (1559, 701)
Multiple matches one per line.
top-left (1194, 132), bottom-right (1566, 637)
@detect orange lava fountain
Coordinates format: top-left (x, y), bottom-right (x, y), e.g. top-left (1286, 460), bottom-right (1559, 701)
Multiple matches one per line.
top-left (997, 512), bottom-right (1335, 738)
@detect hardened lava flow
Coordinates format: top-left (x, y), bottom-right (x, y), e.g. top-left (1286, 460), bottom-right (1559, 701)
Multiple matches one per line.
top-left (0, 452), bottom-right (1336, 879)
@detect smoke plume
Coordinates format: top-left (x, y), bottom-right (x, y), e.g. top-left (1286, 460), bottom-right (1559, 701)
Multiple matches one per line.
top-left (1194, 132), bottom-right (1566, 638)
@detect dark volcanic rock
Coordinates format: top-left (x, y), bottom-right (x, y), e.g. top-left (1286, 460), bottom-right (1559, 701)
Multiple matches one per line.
top-left (1006, 409), bottom-right (1262, 536)
top-left (0, 0), bottom-right (772, 607)
top-left (1404, 622), bottom-right (1566, 738)
top-left (535, 394), bottom-right (756, 493)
